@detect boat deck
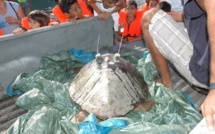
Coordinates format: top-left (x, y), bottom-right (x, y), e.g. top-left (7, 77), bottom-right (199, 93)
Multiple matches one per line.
top-left (0, 50), bottom-right (207, 134)
top-left (0, 17), bottom-right (207, 133)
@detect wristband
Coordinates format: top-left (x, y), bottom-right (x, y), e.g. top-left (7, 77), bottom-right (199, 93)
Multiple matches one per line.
top-left (209, 83), bottom-right (215, 90)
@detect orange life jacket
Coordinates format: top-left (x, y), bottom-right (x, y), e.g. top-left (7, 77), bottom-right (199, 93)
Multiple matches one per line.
top-left (0, 29), bottom-right (3, 36)
top-left (120, 9), bottom-right (143, 20)
top-left (52, 5), bottom-right (68, 23)
top-left (118, 11), bottom-right (142, 41)
top-left (52, 1), bottom-right (93, 23)
top-left (78, 0), bottom-right (93, 17)
top-left (21, 17), bottom-right (56, 30)
top-left (140, 3), bottom-right (149, 13)
top-left (22, 17), bottom-right (31, 30)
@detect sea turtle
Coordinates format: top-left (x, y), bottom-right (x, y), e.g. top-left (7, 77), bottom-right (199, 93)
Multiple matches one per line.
top-left (69, 53), bottom-right (149, 120)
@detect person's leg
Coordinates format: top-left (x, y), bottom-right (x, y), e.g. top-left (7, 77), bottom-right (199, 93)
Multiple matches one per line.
top-left (144, 28), bottom-right (172, 89)
top-left (142, 9), bottom-right (172, 89)
top-left (142, 9), bottom-right (208, 89)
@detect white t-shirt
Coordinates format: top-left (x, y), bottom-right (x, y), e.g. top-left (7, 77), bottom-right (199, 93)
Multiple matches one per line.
top-left (0, 1), bottom-right (19, 35)
top-left (94, 0), bottom-right (119, 31)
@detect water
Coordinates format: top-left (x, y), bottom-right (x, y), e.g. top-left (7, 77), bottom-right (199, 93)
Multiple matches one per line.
top-left (137, 0), bottom-right (183, 11)
top-left (166, 0), bottom-right (183, 11)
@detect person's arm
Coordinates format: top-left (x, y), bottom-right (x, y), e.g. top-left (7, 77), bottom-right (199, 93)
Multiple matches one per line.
top-left (16, 5), bottom-right (25, 26)
top-left (167, 11), bottom-right (184, 22)
top-left (5, 5), bottom-right (25, 26)
top-left (88, 0), bottom-right (103, 14)
top-left (110, 0), bottom-right (126, 14)
top-left (142, 8), bottom-right (173, 89)
top-left (200, 0), bottom-right (215, 131)
top-left (128, 35), bottom-right (143, 43)
top-left (103, 0), bottom-right (125, 20)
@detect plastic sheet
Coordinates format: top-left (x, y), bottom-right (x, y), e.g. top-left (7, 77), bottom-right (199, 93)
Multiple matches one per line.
top-left (6, 83), bottom-right (22, 97)
top-left (71, 48), bottom-right (97, 64)
top-left (79, 113), bottom-right (127, 134)
top-left (7, 50), bottom-right (202, 134)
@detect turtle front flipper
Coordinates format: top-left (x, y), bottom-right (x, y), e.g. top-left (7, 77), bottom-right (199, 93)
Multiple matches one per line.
top-left (71, 109), bottom-right (89, 123)
top-left (133, 100), bottom-right (155, 112)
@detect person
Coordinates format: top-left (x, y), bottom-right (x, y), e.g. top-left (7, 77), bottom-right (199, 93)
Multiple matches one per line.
top-left (78, 0), bottom-right (94, 17)
top-left (88, 0), bottom-right (125, 32)
top-left (142, 0), bottom-right (215, 131)
top-left (109, 0), bottom-right (144, 56)
top-left (58, 0), bottom-right (82, 22)
top-left (17, 0), bottom-right (32, 16)
top-left (158, 1), bottom-right (171, 12)
top-left (118, 0), bottom-right (142, 43)
top-left (137, 0), bottom-right (159, 22)
top-left (0, 0), bottom-right (25, 36)
top-left (52, 0), bottom-right (92, 23)
top-left (140, 0), bottom-right (160, 13)
top-left (54, 0), bottom-right (59, 4)
top-left (148, 0), bottom-right (159, 9)
top-left (13, 10), bottom-right (54, 35)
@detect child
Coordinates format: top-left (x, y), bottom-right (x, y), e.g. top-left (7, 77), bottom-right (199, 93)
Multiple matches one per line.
top-left (88, 0), bottom-right (125, 32)
top-left (158, 1), bottom-right (171, 12)
top-left (52, 0), bottom-right (93, 23)
top-left (58, 0), bottom-right (83, 23)
top-left (54, 0), bottom-right (59, 5)
top-left (109, 0), bottom-right (142, 53)
top-left (118, 0), bottom-right (142, 42)
top-left (13, 10), bottom-right (53, 35)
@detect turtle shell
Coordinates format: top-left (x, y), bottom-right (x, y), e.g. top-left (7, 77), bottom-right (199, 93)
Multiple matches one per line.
top-left (69, 53), bottom-right (148, 120)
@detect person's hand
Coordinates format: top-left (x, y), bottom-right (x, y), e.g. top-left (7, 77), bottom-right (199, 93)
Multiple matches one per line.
top-left (13, 27), bottom-right (25, 35)
top-left (71, 18), bottom-right (77, 24)
top-left (68, 17), bottom-right (78, 24)
top-left (83, 15), bottom-right (90, 19)
top-left (201, 90), bottom-right (215, 131)
top-left (98, 12), bottom-right (105, 20)
top-left (98, 12), bottom-right (111, 20)
top-left (103, 12), bottom-right (112, 20)
top-left (50, 22), bottom-right (59, 26)
top-left (118, 23), bottom-right (124, 32)
top-left (6, 16), bottom-right (18, 24)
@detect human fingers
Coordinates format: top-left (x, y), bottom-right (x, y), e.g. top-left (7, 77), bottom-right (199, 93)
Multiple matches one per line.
top-left (205, 114), bottom-right (215, 131)
top-left (71, 18), bottom-right (77, 24)
top-left (13, 28), bottom-right (24, 35)
top-left (119, 23), bottom-right (124, 30)
top-left (98, 13), bottom-right (104, 20)
top-left (50, 22), bottom-right (59, 26)
top-left (15, 28), bottom-right (24, 35)
top-left (5, 16), bottom-right (12, 19)
top-left (103, 13), bottom-right (111, 20)
top-left (201, 90), bottom-right (215, 130)
top-left (6, 16), bottom-right (16, 24)
top-left (83, 15), bottom-right (90, 19)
